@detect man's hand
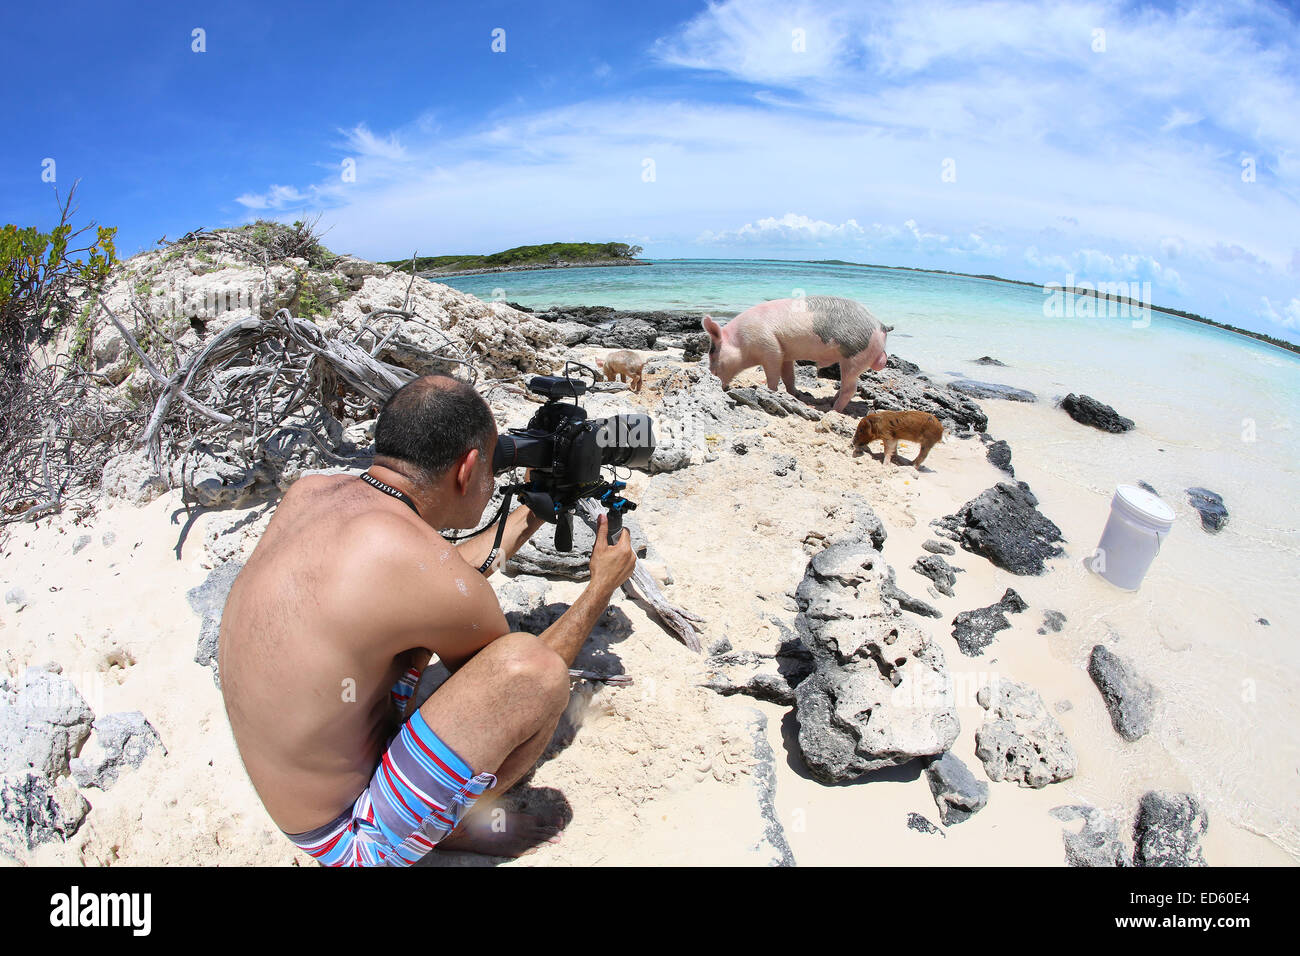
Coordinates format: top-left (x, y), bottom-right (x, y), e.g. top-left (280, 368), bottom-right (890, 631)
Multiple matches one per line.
top-left (589, 512), bottom-right (636, 596)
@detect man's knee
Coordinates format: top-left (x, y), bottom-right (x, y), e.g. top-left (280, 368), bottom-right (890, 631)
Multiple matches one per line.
top-left (486, 632), bottom-right (569, 705)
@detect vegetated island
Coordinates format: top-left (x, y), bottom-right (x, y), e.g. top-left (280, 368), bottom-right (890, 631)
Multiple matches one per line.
top-left (383, 242), bottom-right (648, 278)
top-left (806, 258), bottom-right (1300, 357)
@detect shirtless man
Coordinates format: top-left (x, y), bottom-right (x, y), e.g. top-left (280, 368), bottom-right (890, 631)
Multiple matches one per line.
top-left (218, 374), bottom-right (637, 865)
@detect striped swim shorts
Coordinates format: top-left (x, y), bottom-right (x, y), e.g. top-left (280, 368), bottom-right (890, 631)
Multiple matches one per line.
top-left (282, 667), bottom-right (497, 867)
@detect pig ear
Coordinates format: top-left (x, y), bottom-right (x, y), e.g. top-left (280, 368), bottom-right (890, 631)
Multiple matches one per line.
top-left (702, 315), bottom-right (722, 341)
top-left (882, 324), bottom-right (894, 333)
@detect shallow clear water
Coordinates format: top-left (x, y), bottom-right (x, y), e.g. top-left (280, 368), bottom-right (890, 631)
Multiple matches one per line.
top-left (446, 259), bottom-right (1300, 858)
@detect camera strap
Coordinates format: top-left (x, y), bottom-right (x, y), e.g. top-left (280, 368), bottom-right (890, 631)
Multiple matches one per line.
top-left (476, 487), bottom-right (514, 575)
top-left (359, 471), bottom-right (421, 518)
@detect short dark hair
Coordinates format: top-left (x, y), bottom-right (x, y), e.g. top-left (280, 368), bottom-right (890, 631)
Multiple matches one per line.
top-left (373, 375), bottom-right (496, 482)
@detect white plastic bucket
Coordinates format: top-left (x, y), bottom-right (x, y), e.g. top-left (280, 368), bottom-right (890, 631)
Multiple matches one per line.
top-left (1090, 484), bottom-right (1176, 591)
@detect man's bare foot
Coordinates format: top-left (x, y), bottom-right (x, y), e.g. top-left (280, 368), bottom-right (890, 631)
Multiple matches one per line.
top-left (436, 809), bottom-right (563, 858)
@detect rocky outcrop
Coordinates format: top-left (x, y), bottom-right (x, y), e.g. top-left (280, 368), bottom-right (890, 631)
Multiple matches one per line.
top-left (913, 555), bottom-right (959, 597)
top-left (792, 541), bottom-right (960, 784)
top-left (0, 667), bottom-right (94, 779)
top-left (727, 386), bottom-right (821, 420)
top-left (188, 560), bottom-right (245, 686)
top-left (922, 539), bottom-right (955, 555)
top-left (584, 320), bottom-right (660, 350)
top-left (951, 589), bottom-right (1027, 656)
top-left (101, 449), bottom-right (170, 506)
top-left (1059, 393), bottom-right (1135, 433)
top-left (1050, 805), bottom-right (1132, 867)
top-left (1132, 791), bottom-right (1208, 866)
top-left (1088, 645), bottom-right (1155, 741)
top-left (0, 772), bottom-right (89, 857)
top-left (924, 752), bottom-right (989, 824)
top-left (807, 491), bottom-right (888, 553)
top-left (1186, 487), bottom-right (1228, 533)
top-left (973, 356), bottom-right (1006, 367)
top-left (642, 364), bottom-right (762, 474)
top-left (69, 712), bottom-right (165, 790)
top-left (934, 482), bottom-right (1065, 574)
top-left (949, 379), bottom-right (1036, 403)
top-left (986, 439), bottom-right (1014, 476)
top-left (975, 679), bottom-right (1076, 788)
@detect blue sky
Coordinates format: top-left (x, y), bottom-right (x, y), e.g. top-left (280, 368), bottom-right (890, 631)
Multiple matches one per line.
top-left (4, 0), bottom-right (1299, 341)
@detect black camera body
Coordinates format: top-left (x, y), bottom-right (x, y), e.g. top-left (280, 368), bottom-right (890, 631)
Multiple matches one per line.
top-left (492, 374), bottom-right (655, 551)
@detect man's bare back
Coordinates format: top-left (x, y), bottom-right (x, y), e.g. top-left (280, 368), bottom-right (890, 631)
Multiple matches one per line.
top-left (219, 473), bottom-right (482, 832)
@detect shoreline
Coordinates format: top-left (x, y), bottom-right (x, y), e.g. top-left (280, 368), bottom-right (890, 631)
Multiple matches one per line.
top-left (460, 256), bottom-right (1300, 359)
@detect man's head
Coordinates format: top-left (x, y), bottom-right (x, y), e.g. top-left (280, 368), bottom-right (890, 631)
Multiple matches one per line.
top-left (373, 374), bottom-right (498, 527)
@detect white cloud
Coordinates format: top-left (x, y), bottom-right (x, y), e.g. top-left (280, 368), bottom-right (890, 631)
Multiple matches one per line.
top-left (698, 212), bottom-right (864, 243)
top-left (340, 123), bottom-right (407, 161)
top-left (1259, 296), bottom-right (1300, 331)
top-left (234, 184), bottom-right (312, 211)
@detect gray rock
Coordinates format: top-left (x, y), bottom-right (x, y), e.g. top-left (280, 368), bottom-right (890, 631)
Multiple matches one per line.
top-left (704, 671), bottom-right (798, 707)
top-left (975, 679), bottom-right (1076, 788)
top-left (100, 448), bottom-right (170, 506)
top-left (1059, 393), bottom-right (1135, 433)
top-left (0, 668), bottom-right (95, 778)
top-left (792, 541), bottom-right (960, 783)
top-left (0, 772), bottom-right (89, 856)
top-left (936, 482), bottom-right (1065, 575)
top-left (1050, 804), bottom-right (1131, 866)
top-left (1088, 645), bottom-right (1155, 742)
top-left (949, 379), bottom-right (1037, 403)
top-left (1137, 481), bottom-right (1159, 497)
top-left (1038, 609), bottom-right (1067, 635)
top-left (772, 454), bottom-right (798, 477)
top-left (974, 356), bottom-right (1007, 366)
top-left (882, 567), bottom-right (943, 618)
top-left (647, 363), bottom-right (761, 473)
top-left (506, 513), bottom-right (648, 579)
top-left (681, 331), bottom-right (710, 362)
top-left (922, 538), bottom-right (955, 555)
top-left (72, 535), bottom-right (92, 555)
top-left (4, 587), bottom-right (24, 607)
top-left (951, 589), bottom-right (1028, 656)
top-left (986, 439), bottom-right (1014, 476)
top-left (494, 575), bottom-right (551, 617)
top-left (924, 752), bottom-right (989, 824)
top-left (817, 492), bottom-right (888, 552)
top-left (913, 555), bottom-right (958, 597)
top-left (553, 321), bottom-right (591, 346)
top-left (101, 531), bottom-right (116, 548)
top-left (1055, 699), bottom-right (1073, 713)
top-left (707, 637), bottom-right (734, 656)
top-left (584, 319), bottom-right (659, 350)
top-left (728, 386), bottom-right (821, 420)
top-left (907, 812), bottom-right (945, 836)
top-left (187, 560), bottom-right (245, 686)
top-left (69, 712), bottom-right (166, 790)
top-left (1132, 791), bottom-right (1208, 866)
top-left (1257, 618), bottom-right (1269, 626)
top-left (1186, 487), bottom-right (1228, 533)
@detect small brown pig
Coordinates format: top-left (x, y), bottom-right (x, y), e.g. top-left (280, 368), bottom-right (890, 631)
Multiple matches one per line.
top-left (599, 350), bottom-right (645, 391)
top-left (853, 410), bottom-right (944, 469)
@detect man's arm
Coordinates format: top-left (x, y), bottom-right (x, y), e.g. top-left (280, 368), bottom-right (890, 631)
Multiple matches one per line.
top-left (454, 504), bottom-right (546, 576)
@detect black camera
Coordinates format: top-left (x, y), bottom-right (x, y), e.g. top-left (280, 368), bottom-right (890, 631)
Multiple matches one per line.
top-left (491, 372), bottom-right (655, 551)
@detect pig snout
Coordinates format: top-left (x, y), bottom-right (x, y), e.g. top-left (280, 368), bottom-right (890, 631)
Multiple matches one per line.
top-left (871, 350), bottom-right (888, 372)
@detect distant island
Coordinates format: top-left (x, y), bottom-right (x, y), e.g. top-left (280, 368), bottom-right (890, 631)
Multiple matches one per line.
top-left (807, 258), bottom-right (1300, 357)
top-left (383, 242), bottom-right (647, 277)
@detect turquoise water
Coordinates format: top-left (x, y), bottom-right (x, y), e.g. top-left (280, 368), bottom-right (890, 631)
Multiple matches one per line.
top-left (446, 258), bottom-right (1300, 859)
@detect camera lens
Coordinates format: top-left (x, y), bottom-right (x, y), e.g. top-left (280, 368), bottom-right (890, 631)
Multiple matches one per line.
top-left (594, 413), bottom-right (655, 470)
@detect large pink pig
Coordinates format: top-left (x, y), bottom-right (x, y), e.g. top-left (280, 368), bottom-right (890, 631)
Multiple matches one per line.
top-left (702, 296), bottom-right (891, 413)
